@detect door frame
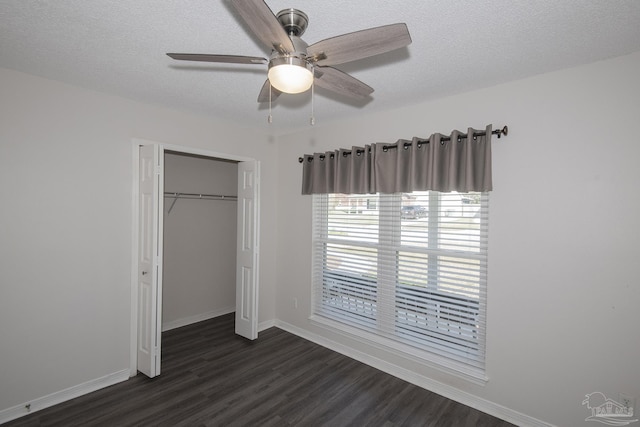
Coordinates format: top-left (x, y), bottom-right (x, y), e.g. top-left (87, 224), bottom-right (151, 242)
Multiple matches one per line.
top-left (129, 138), bottom-right (260, 376)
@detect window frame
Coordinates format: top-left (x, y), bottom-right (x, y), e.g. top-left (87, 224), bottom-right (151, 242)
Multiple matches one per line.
top-left (310, 191), bottom-right (489, 383)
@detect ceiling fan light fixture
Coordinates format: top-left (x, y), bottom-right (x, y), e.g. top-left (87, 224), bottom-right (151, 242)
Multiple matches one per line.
top-left (268, 56), bottom-right (313, 94)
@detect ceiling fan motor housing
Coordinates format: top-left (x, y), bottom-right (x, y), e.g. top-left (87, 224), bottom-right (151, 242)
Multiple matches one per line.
top-left (270, 9), bottom-right (313, 79)
top-left (268, 35), bottom-right (311, 71)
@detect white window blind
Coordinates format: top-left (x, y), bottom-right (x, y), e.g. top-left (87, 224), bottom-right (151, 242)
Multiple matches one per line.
top-left (312, 191), bottom-right (489, 375)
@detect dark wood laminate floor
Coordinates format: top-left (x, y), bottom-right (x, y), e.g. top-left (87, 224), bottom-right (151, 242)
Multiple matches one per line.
top-left (5, 314), bottom-right (514, 426)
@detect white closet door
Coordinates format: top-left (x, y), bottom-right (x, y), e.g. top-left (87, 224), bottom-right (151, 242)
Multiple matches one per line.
top-left (235, 160), bottom-right (260, 340)
top-left (137, 144), bottom-right (164, 377)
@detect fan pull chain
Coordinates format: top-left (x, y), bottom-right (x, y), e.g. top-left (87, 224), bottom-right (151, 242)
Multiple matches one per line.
top-left (268, 83), bottom-right (273, 124)
top-left (310, 76), bottom-right (315, 126)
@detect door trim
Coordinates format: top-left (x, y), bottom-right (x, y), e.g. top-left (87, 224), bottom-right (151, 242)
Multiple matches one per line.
top-left (130, 139), bottom-right (259, 377)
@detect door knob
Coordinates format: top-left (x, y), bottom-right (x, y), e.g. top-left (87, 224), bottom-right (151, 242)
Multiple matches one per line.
top-left (142, 271), bottom-right (148, 275)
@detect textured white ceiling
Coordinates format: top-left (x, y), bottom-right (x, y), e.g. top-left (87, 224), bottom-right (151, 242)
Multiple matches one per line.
top-left (2, 1), bottom-right (640, 133)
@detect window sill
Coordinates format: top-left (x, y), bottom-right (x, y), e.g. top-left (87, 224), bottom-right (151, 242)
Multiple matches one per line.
top-left (309, 314), bottom-right (488, 386)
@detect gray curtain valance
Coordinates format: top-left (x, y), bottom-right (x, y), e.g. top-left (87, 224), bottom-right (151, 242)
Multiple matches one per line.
top-left (301, 125), bottom-right (493, 194)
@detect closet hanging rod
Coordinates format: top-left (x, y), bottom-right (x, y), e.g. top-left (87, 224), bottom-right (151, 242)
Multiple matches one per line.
top-left (164, 192), bottom-right (238, 214)
top-left (164, 192), bottom-right (237, 200)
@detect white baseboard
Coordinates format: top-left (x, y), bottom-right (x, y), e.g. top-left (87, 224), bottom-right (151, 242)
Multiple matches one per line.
top-left (258, 318), bottom-right (276, 332)
top-left (0, 369), bottom-right (130, 425)
top-left (275, 320), bottom-right (554, 427)
top-left (162, 306), bottom-right (235, 332)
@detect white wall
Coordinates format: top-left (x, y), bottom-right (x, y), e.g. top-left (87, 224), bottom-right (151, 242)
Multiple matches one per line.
top-left (274, 51), bottom-right (640, 427)
top-left (162, 153), bottom-right (237, 330)
top-left (0, 67), bottom-right (278, 414)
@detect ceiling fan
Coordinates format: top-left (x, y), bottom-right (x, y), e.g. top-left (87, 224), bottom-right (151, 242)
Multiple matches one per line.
top-left (167, 0), bottom-right (412, 104)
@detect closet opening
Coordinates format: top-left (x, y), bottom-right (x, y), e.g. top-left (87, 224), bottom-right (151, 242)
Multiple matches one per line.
top-left (132, 142), bottom-right (260, 378)
top-left (162, 151), bottom-right (239, 333)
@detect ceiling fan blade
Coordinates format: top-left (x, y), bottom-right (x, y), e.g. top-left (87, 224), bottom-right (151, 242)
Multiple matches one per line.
top-left (307, 23), bottom-right (411, 67)
top-left (231, 0), bottom-right (295, 54)
top-left (314, 67), bottom-right (373, 99)
top-left (167, 53), bottom-right (267, 64)
top-left (257, 79), bottom-right (282, 102)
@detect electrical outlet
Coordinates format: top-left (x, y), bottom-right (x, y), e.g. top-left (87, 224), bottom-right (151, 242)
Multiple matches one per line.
top-left (619, 393), bottom-right (636, 415)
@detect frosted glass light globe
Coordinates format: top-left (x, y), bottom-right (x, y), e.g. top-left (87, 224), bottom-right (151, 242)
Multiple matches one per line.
top-left (268, 58), bottom-right (313, 94)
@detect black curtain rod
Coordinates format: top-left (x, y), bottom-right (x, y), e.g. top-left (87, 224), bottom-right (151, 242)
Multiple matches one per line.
top-left (298, 125), bottom-right (508, 163)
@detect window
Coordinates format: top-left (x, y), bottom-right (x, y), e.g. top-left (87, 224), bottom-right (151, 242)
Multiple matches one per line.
top-left (311, 191), bottom-right (489, 379)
